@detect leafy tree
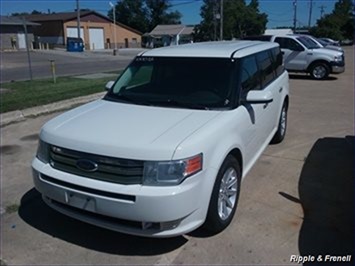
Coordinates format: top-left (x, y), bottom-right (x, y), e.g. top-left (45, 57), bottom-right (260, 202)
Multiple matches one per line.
top-left (146, 0), bottom-right (181, 29)
top-left (310, 0), bottom-right (354, 41)
top-left (193, 0), bottom-right (217, 41)
top-left (108, 0), bottom-right (149, 33)
top-left (108, 0), bottom-right (181, 33)
top-left (194, 0), bottom-right (267, 41)
top-left (12, 10), bottom-right (43, 16)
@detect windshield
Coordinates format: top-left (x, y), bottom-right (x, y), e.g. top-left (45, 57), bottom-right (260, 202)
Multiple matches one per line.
top-left (105, 57), bottom-right (235, 110)
top-left (297, 36), bottom-right (320, 49)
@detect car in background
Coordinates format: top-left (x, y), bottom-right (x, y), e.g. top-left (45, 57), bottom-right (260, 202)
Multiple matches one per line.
top-left (243, 34), bottom-right (345, 80)
top-left (319, 38), bottom-right (340, 46)
top-left (289, 35), bottom-right (344, 54)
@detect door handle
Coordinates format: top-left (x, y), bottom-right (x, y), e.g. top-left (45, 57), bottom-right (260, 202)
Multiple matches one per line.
top-left (279, 87), bottom-right (283, 93)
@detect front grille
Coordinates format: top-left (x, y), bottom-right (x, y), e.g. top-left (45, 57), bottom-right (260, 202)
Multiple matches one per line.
top-left (49, 145), bottom-right (144, 184)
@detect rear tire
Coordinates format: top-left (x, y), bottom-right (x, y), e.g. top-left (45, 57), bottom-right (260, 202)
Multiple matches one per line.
top-left (204, 155), bottom-right (241, 233)
top-left (271, 102), bottom-right (287, 144)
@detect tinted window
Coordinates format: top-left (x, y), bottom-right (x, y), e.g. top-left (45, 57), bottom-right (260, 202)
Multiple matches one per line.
top-left (271, 47), bottom-right (284, 76)
top-left (241, 55), bottom-right (260, 95)
top-left (275, 37), bottom-right (303, 51)
top-left (257, 51), bottom-right (274, 87)
top-left (297, 36), bottom-right (319, 49)
top-left (107, 57), bottom-right (234, 109)
top-left (243, 35), bottom-right (272, 41)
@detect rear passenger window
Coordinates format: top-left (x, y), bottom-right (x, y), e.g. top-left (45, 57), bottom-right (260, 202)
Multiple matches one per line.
top-left (257, 51), bottom-right (274, 87)
top-left (271, 47), bottom-right (284, 76)
top-left (241, 55), bottom-right (260, 94)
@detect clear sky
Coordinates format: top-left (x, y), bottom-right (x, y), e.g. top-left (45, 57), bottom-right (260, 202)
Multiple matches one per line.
top-left (1, 0), bottom-right (337, 29)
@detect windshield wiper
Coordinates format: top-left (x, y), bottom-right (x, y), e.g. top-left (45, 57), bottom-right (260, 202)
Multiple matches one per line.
top-left (148, 99), bottom-right (210, 110)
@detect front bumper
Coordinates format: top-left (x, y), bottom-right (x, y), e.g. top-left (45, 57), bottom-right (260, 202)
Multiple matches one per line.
top-left (32, 158), bottom-right (216, 237)
top-left (330, 60), bottom-right (345, 74)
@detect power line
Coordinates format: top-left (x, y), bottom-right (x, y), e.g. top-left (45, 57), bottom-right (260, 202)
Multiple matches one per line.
top-left (170, 0), bottom-right (202, 7)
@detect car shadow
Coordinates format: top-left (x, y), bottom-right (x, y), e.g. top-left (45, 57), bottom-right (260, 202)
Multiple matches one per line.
top-left (18, 189), bottom-right (188, 255)
top-left (298, 136), bottom-right (354, 265)
top-left (289, 74), bottom-right (337, 81)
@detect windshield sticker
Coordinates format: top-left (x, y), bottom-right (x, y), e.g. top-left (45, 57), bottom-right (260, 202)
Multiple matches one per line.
top-left (135, 57), bottom-right (154, 62)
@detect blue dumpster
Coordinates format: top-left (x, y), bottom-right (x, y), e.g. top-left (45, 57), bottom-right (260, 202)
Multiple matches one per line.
top-left (66, 37), bottom-right (84, 52)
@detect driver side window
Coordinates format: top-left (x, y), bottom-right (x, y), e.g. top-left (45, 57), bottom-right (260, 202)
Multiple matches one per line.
top-left (275, 37), bottom-right (303, 51)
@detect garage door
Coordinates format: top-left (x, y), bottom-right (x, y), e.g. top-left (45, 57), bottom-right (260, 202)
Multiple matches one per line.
top-left (89, 28), bottom-right (104, 50)
top-left (66, 27), bottom-right (84, 42)
top-left (17, 33), bottom-right (26, 49)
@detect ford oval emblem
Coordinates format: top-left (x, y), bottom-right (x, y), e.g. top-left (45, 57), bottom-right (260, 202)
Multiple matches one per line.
top-left (76, 159), bottom-right (98, 172)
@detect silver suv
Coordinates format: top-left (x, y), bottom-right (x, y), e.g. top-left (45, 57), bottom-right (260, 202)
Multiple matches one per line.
top-left (244, 35), bottom-right (345, 80)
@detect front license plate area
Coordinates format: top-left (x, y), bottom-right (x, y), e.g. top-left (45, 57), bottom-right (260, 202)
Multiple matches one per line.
top-left (64, 191), bottom-right (96, 212)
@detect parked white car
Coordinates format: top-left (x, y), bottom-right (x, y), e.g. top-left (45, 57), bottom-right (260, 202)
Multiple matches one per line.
top-left (244, 35), bottom-right (345, 79)
top-left (32, 41), bottom-right (289, 237)
top-left (290, 34), bottom-right (344, 54)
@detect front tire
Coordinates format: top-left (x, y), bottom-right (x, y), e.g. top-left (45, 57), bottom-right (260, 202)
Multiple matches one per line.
top-left (204, 155), bottom-right (241, 233)
top-left (309, 62), bottom-right (330, 80)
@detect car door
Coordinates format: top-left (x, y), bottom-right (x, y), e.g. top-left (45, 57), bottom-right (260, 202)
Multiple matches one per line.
top-left (274, 37), bottom-right (308, 71)
top-left (239, 54), bottom-right (271, 164)
top-left (255, 50), bottom-right (280, 139)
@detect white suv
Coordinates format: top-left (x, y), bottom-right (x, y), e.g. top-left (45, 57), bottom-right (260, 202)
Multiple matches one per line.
top-left (32, 41), bottom-right (289, 237)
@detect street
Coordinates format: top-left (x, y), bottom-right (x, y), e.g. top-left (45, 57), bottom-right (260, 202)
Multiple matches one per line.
top-left (0, 49), bottom-right (138, 83)
top-left (1, 46), bottom-right (354, 265)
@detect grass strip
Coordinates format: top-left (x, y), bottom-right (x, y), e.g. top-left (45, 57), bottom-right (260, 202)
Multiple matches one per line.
top-left (0, 75), bottom-right (119, 113)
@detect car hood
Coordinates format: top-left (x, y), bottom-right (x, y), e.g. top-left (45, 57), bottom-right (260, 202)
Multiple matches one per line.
top-left (313, 47), bottom-right (343, 57)
top-left (323, 45), bottom-right (344, 53)
top-left (41, 99), bottom-right (221, 160)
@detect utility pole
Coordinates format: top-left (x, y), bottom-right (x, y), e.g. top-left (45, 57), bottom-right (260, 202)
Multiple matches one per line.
top-left (319, 5), bottom-right (326, 18)
top-left (293, 0), bottom-right (297, 33)
top-left (109, 2), bottom-right (117, 55)
top-left (308, 0), bottom-right (313, 29)
top-left (76, 0), bottom-right (81, 39)
top-left (22, 17), bottom-right (33, 80)
top-left (220, 0), bottom-right (223, 41)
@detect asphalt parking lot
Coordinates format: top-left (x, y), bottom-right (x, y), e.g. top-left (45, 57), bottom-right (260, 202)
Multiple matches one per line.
top-left (1, 46), bottom-right (354, 265)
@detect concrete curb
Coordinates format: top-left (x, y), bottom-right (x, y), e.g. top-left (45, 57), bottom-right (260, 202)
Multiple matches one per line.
top-left (0, 92), bottom-right (106, 127)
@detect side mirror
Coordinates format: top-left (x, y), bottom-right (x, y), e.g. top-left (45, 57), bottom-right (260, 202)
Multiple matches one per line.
top-left (242, 90), bottom-right (273, 104)
top-left (105, 81), bottom-right (115, 91)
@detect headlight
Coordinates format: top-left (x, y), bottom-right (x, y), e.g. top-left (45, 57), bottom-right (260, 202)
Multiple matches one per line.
top-left (143, 154), bottom-right (203, 186)
top-left (36, 140), bottom-right (49, 163)
top-left (334, 55), bottom-right (342, 62)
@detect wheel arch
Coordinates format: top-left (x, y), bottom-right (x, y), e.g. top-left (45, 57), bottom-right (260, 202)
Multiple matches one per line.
top-left (227, 148), bottom-right (243, 177)
top-left (284, 95), bottom-right (289, 110)
top-left (307, 59), bottom-right (331, 72)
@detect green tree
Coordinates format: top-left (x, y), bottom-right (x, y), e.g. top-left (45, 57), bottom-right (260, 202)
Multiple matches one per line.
top-left (108, 0), bottom-right (149, 33)
top-left (12, 10), bottom-right (43, 16)
top-left (108, 0), bottom-right (181, 33)
top-left (146, 0), bottom-right (181, 30)
top-left (310, 0), bottom-right (354, 41)
top-left (193, 0), bottom-right (217, 41)
top-left (194, 0), bottom-right (267, 41)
